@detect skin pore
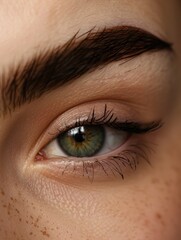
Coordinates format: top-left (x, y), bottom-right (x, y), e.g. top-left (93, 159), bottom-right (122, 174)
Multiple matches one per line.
top-left (0, 0), bottom-right (181, 239)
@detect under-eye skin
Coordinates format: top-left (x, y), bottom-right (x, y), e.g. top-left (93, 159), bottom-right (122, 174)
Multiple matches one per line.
top-left (34, 103), bottom-right (162, 182)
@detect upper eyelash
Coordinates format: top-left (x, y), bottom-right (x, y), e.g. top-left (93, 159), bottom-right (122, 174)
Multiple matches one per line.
top-left (53, 104), bottom-right (163, 137)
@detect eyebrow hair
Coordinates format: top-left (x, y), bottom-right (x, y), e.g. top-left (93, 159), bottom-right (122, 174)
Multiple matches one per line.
top-left (0, 25), bottom-right (171, 116)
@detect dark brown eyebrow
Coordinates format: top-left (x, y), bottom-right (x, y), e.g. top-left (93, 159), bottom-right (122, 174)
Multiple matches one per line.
top-left (0, 26), bottom-right (172, 116)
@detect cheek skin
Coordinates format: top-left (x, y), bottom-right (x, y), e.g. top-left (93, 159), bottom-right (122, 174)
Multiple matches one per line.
top-left (0, 182), bottom-right (91, 239)
top-left (74, 171), bottom-right (180, 240)
top-left (11, 156), bottom-right (180, 240)
top-left (0, 177), bottom-right (180, 240)
top-left (0, 185), bottom-right (52, 240)
top-left (0, 185), bottom-right (66, 239)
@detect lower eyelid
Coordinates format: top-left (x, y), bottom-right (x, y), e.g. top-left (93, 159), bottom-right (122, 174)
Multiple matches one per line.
top-left (34, 140), bottom-right (153, 183)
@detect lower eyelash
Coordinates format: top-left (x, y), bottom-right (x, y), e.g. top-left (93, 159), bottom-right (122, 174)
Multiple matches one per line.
top-left (38, 142), bottom-right (154, 183)
top-left (80, 143), bottom-right (153, 182)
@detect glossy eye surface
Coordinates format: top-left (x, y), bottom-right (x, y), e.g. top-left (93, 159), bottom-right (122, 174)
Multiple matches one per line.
top-left (58, 125), bottom-right (105, 157)
top-left (43, 124), bottom-right (128, 158)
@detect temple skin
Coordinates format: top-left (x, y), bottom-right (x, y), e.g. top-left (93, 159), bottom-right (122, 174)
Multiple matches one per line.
top-left (0, 1), bottom-right (181, 240)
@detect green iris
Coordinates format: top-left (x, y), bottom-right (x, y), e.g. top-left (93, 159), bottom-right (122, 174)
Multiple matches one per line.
top-left (57, 125), bottom-right (105, 157)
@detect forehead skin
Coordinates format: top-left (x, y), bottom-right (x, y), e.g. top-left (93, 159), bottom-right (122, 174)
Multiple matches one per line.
top-left (0, 1), bottom-right (181, 240)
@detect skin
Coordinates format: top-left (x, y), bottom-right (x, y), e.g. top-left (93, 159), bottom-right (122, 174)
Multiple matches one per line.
top-left (0, 0), bottom-right (181, 239)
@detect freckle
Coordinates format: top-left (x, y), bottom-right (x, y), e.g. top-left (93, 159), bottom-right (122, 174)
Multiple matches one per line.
top-left (155, 212), bottom-right (165, 226)
top-left (3, 204), bottom-right (7, 208)
top-left (15, 208), bottom-right (20, 214)
top-left (29, 232), bottom-right (33, 236)
top-left (1, 189), bottom-right (5, 196)
top-left (34, 223), bottom-right (39, 228)
top-left (19, 218), bottom-right (22, 222)
top-left (156, 213), bottom-right (162, 219)
top-left (41, 230), bottom-right (50, 237)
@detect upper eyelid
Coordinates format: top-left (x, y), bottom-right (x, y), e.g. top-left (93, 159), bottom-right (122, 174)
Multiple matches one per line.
top-left (34, 102), bottom-right (162, 153)
top-left (41, 101), bottom-right (134, 141)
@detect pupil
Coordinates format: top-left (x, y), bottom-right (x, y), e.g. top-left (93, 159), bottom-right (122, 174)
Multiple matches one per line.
top-left (73, 127), bottom-right (86, 143)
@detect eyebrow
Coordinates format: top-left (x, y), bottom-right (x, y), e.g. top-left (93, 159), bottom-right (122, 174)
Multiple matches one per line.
top-left (0, 26), bottom-right (171, 116)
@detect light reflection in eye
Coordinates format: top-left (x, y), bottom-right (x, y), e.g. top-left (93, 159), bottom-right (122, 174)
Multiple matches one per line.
top-left (44, 125), bottom-right (129, 158)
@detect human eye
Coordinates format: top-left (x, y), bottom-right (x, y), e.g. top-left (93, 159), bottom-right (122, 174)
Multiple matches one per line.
top-left (34, 102), bottom-right (162, 183)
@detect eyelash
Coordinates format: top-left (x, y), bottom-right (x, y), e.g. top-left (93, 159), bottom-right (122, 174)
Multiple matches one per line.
top-left (35, 104), bottom-right (161, 182)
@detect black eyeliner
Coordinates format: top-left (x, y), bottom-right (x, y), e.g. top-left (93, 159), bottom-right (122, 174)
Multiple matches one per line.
top-left (72, 105), bottom-right (163, 135)
top-left (107, 121), bottom-right (163, 134)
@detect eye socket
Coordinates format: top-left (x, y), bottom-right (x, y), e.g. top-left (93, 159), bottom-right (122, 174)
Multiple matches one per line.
top-left (34, 103), bottom-right (162, 182)
top-left (42, 125), bottom-right (129, 159)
